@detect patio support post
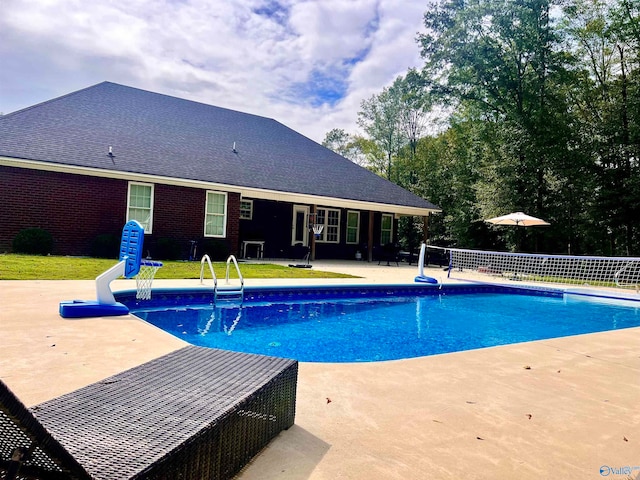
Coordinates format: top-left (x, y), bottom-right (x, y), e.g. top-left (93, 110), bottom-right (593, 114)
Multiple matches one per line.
top-left (422, 215), bottom-right (429, 244)
top-left (368, 211), bottom-right (374, 262)
top-left (310, 205), bottom-right (317, 261)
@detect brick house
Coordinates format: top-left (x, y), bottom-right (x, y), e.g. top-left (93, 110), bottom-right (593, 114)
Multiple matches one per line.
top-left (0, 82), bottom-right (440, 261)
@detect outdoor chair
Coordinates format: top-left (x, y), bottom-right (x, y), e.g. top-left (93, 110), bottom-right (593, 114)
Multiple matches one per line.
top-left (0, 346), bottom-right (298, 480)
top-left (377, 243), bottom-right (401, 266)
top-left (426, 249), bottom-right (448, 268)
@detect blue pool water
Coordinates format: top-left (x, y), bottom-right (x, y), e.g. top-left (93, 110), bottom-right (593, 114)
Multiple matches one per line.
top-left (122, 285), bottom-right (640, 363)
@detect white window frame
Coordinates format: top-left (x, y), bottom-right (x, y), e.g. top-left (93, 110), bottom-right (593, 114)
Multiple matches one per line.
top-left (126, 182), bottom-right (154, 233)
top-left (316, 207), bottom-right (341, 244)
top-left (292, 205), bottom-right (310, 246)
top-left (240, 199), bottom-right (253, 220)
top-left (346, 210), bottom-right (360, 244)
top-left (380, 213), bottom-right (393, 245)
top-left (204, 191), bottom-right (228, 238)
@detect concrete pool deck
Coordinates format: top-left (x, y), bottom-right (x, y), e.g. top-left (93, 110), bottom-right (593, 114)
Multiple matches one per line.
top-left (1, 260), bottom-right (639, 479)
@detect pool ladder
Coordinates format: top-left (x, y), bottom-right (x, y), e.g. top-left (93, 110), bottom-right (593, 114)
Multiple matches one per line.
top-left (200, 254), bottom-right (244, 304)
top-left (614, 261), bottom-right (640, 292)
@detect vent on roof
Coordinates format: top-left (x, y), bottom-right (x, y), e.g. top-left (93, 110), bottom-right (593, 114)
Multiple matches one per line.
top-left (108, 146), bottom-right (115, 159)
top-left (232, 142), bottom-right (237, 154)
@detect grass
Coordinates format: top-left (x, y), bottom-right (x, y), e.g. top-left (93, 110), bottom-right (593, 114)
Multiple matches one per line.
top-left (0, 254), bottom-right (356, 281)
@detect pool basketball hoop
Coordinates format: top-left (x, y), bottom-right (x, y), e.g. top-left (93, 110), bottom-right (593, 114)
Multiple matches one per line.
top-left (309, 213), bottom-right (324, 239)
top-left (60, 221), bottom-right (163, 318)
top-left (136, 259), bottom-right (163, 300)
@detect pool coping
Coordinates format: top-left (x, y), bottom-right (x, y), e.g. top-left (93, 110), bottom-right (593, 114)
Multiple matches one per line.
top-left (116, 282), bottom-right (565, 310)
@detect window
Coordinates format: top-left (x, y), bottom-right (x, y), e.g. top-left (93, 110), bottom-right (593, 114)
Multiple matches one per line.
top-left (346, 211), bottom-right (360, 244)
top-left (316, 208), bottom-right (340, 243)
top-left (204, 191), bottom-right (227, 237)
top-left (380, 214), bottom-right (393, 245)
top-left (127, 182), bottom-right (154, 233)
top-left (240, 199), bottom-right (253, 220)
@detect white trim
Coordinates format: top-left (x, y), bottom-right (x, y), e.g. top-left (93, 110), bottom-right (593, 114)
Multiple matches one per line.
top-left (126, 182), bottom-right (154, 233)
top-left (291, 205), bottom-right (310, 246)
top-left (381, 213), bottom-right (393, 245)
top-left (0, 156), bottom-right (441, 216)
top-left (240, 199), bottom-right (253, 220)
top-left (346, 210), bottom-right (360, 244)
top-left (204, 190), bottom-right (228, 238)
top-left (316, 207), bottom-right (341, 244)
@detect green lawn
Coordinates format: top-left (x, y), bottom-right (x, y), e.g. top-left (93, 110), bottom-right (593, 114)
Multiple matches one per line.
top-left (0, 254), bottom-right (356, 281)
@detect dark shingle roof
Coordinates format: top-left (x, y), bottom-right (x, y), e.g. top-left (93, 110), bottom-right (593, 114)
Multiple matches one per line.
top-left (0, 82), bottom-right (439, 213)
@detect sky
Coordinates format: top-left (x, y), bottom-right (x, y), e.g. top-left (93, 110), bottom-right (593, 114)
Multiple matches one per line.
top-left (0, 0), bottom-right (428, 143)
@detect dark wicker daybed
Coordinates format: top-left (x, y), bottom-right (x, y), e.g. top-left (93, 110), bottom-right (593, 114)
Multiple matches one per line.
top-left (0, 346), bottom-right (298, 479)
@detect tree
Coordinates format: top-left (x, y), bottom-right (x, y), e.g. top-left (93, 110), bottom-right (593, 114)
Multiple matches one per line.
top-left (418, 0), bottom-right (579, 252)
top-left (322, 128), bottom-right (351, 155)
top-left (322, 0), bottom-right (640, 254)
top-left (560, 0), bottom-right (640, 254)
top-left (394, 69), bottom-right (433, 160)
top-left (321, 128), bottom-right (369, 167)
top-left (357, 85), bottom-right (404, 180)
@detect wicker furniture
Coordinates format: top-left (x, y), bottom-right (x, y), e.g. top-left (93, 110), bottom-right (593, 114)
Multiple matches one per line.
top-left (0, 346), bottom-right (298, 479)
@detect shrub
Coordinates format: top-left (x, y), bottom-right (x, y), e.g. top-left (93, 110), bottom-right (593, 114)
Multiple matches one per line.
top-left (154, 237), bottom-right (183, 260)
top-left (90, 233), bottom-right (120, 258)
top-left (12, 228), bottom-right (54, 255)
top-left (198, 238), bottom-right (230, 261)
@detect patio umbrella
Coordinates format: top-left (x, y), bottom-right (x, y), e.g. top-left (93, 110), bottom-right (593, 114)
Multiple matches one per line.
top-left (485, 211), bottom-right (550, 227)
top-left (486, 211), bottom-right (549, 252)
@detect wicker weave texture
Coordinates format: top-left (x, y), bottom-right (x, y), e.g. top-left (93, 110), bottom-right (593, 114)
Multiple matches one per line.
top-left (1, 346), bottom-right (297, 480)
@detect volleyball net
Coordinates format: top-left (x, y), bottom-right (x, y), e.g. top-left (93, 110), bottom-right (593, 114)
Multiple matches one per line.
top-left (428, 246), bottom-right (640, 290)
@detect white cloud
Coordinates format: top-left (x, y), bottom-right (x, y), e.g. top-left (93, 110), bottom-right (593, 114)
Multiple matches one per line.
top-left (0, 0), bottom-right (427, 142)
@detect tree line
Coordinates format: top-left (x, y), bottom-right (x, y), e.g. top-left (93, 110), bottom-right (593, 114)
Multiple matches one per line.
top-left (323, 0), bottom-right (640, 256)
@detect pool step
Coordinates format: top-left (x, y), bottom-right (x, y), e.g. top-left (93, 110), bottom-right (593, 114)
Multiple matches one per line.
top-left (215, 285), bottom-right (244, 303)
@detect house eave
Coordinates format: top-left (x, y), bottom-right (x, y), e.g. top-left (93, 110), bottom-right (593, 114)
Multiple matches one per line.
top-left (1, 156), bottom-right (441, 217)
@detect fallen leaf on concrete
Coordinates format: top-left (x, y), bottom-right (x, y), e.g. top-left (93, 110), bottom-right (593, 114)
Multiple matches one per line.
top-left (624, 436), bottom-right (628, 442)
top-left (523, 365), bottom-right (531, 370)
top-left (526, 414), bottom-right (532, 420)
top-left (326, 397), bottom-right (332, 404)
top-left (476, 436), bottom-right (484, 440)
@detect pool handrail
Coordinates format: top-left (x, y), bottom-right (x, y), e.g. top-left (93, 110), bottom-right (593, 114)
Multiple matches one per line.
top-left (614, 260), bottom-right (640, 291)
top-left (199, 254), bottom-right (244, 303)
top-left (218, 255), bottom-right (244, 303)
top-left (225, 255), bottom-right (244, 288)
top-left (199, 254), bottom-right (218, 289)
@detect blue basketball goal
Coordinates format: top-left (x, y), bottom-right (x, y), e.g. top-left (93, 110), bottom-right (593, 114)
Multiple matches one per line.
top-left (59, 221), bottom-right (163, 318)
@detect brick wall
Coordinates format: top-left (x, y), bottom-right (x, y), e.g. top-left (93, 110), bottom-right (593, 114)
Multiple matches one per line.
top-left (0, 166), bottom-right (241, 257)
top-left (152, 185), bottom-right (240, 258)
top-left (0, 166), bottom-right (126, 255)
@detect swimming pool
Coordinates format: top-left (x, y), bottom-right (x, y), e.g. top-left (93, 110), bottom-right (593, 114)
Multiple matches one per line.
top-left (118, 284), bottom-right (640, 363)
